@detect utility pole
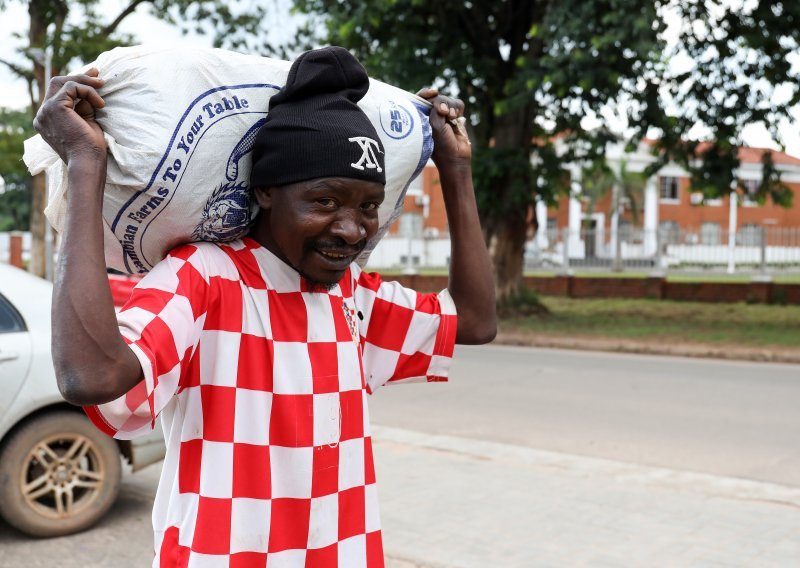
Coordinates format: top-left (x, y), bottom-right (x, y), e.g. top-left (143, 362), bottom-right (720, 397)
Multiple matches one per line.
top-left (727, 191), bottom-right (738, 275)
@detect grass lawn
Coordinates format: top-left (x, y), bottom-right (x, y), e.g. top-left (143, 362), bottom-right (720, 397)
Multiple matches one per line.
top-left (502, 297), bottom-right (800, 348)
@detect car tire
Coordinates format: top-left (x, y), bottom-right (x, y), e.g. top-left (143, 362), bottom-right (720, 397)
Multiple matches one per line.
top-left (0, 411), bottom-right (122, 537)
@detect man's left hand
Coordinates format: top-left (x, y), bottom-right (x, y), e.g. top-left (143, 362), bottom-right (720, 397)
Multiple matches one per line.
top-left (416, 87), bottom-right (471, 167)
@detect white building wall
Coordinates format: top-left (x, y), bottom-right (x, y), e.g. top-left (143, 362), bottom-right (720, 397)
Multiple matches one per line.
top-left (365, 237), bottom-right (451, 270)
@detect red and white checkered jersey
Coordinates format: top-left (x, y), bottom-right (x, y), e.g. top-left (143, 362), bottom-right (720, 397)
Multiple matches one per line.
top-left (85, 237), bottom-right (457, 567)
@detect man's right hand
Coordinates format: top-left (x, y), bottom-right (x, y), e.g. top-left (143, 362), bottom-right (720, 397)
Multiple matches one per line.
top-left (33, 68), bottom-right (106, 165)
top-left (41, 67), bottom-right (144, 407)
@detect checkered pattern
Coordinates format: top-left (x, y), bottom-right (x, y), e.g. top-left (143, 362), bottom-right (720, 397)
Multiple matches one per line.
top-left (85, 237), bottom-right (457, 567)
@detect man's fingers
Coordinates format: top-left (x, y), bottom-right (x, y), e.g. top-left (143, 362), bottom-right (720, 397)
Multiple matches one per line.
top-left (416, 86), bottom-right (439, 99)
top-left (74, 99), bottom-right (95, 120)
top-left (435, 97), bottom-right (465, 118)
top-left (46, 72), bottom-right (105, 99)
top-left (429, 105), bottom-right (454, 136)
top-left (59, 81), bottom-right (105, 109)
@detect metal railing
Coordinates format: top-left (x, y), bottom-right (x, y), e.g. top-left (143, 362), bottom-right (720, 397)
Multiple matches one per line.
top-left (525, 226), bottom-right (800, 274)
top-left (6, 228), bottom-right (799, 276)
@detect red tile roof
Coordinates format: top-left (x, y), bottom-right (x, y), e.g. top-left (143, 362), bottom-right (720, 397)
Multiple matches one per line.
top-left (736, 146), bottom-right (800, 166)
top-left (642, 139), bottom-right (800, 167)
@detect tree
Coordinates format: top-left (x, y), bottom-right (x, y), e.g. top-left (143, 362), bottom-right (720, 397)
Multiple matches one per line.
top-left (0, 0), bottom-right (274, 276)
top-left (637, 1), bottom-right (799, 209)
top-left (290, 0), bottom-right (665, 301)
top-left (582, 160), bottom-right (646, 227)
top-left (0, 108), bottom-right (35, 231)
top-left (291, 0), bottom-right (800, 302)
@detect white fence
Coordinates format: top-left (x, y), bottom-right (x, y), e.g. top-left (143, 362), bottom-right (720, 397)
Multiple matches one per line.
top-left (526, 226), bottom-right (800, 274)
top-left (7, 228), bottom-right (800, 275)
top-left (0, 231), bottom-right (448, 273)
top-left (366, 236), bottom-right (451, 270)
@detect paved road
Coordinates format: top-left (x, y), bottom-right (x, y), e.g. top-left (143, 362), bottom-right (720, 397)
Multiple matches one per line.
top-left (370, 344), bottom-right (800, 487)
top-left (2, 345), bottom-right (799, 567)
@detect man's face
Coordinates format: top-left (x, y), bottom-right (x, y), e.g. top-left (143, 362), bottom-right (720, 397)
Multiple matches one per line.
top-left (253, 177), bottom-right (385, 287)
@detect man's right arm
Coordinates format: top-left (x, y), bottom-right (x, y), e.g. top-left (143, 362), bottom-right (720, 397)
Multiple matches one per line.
top-left (35, 70), bottom-right (142, 406)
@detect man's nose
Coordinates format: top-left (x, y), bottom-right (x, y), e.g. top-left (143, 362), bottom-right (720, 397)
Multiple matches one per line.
top-left (331, 212), bottom-right (367, 245)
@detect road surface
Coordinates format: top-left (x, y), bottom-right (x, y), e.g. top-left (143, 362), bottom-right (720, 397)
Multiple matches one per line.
top-left (370, 345), bottom-right (800, 487)
top-left (1, 345), bottom-right (798, 566)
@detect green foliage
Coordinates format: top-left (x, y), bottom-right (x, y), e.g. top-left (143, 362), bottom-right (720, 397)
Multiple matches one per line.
top-left (0, 107), bottom-right (34, 230)
top-left (581, 159), bottom-right (646, 225)
top-left (580, 161), bottom-right (616, 218)
top-left (291, 0), bottom-right (663, 214)
top-left (290, 0), bottom-right (800, 300)
top-left (496, 285), bottom-right (549, 318)
top-left (637, 0), bottom-right (800, 203)
top-left (745, 152), bottom-right (793, 208)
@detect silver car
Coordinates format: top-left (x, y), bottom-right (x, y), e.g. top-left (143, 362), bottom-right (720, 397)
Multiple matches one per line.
top-left (0, 263), bottom-right (164, 537)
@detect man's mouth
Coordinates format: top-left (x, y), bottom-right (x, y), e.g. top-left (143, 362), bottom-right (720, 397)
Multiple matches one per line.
top-left (317, 250), bottom-right (352, 260)
top-left (312, 241), bottom-right (365, 268)
top-left (315, 248), bottom-right (359, 265)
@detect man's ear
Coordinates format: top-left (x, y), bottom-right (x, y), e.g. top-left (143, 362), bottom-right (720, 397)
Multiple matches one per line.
top-left (253, 186), bottom-right (273, 209)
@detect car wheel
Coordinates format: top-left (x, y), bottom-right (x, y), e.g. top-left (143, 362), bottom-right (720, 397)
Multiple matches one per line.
top-left (0, 411), bottom-right (122, 537)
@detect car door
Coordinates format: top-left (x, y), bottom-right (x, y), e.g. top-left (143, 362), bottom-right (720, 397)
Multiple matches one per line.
top-left (0, 292), bottom-right (32, 420)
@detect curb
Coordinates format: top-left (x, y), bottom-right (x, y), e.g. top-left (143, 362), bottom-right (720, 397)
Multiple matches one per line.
top-left (494, 331), bottom-right (800, 365)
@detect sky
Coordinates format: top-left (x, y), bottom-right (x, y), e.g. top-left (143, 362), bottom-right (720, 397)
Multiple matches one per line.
top-left (1, 0), bottom-right (798, 157)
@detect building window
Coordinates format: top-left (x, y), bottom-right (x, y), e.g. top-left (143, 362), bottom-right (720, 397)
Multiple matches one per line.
top-left (700, 222), bottom-right (722, 245)
top-left (742, 179), bottom-right (760, 206)
top-left (545, 217), bottom-right (557, 238)
top-left (399, 255), bottom-right (420, 266)
top-left (398, 213), bottom-right (423, 238)
top-left (738, 223), bottom-right (763, 246)
top-left (659, 176), bottom-right (680, 201)
top-left (659, 221), bottom-right (680, 244)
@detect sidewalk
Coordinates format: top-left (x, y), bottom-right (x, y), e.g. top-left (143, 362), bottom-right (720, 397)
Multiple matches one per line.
top-left (374, 425), bottom-right (800, 568)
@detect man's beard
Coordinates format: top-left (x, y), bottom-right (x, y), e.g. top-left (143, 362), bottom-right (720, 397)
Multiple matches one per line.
top-left (298, 237), bottom-right (367, 291)
top-left (300, 273), bottom-right (339, 292)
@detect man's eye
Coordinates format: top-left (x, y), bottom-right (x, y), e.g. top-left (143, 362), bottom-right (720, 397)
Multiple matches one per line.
top-left (317, 198), bottom-right (337, 208)
top-left (361, 202), bottom-right (380, 212)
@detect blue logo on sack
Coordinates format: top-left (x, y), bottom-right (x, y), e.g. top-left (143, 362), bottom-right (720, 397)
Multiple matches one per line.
top-left (191, 117), bottom-right (267, 242)
top-left (379, 100), bottom-right (414, 140)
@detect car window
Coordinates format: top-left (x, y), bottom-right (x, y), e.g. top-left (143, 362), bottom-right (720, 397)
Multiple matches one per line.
top-left (0, 293), bottom-right (26, 333)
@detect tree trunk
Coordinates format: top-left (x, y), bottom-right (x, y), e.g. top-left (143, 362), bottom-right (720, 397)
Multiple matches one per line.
top-left (491, 210), bottom-right (528, 303)
top-left (28, 0), bottom-right (48, 277)
top-left (26, 0), bottom-right (67, 277)
top-left (485, 102), bottom-right (534, 303)
top-left (29, 174), bottom-right (46, 276)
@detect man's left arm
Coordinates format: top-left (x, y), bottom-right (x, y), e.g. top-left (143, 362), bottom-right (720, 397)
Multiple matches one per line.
top-left (419, 88), bottom-right (497, 345)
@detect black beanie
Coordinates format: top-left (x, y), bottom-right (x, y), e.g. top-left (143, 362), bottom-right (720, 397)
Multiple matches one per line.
top-left (249, 46), bottom-right (386, 188)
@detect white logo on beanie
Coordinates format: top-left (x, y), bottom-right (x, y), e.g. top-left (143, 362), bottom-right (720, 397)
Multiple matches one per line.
top-left (349, 137), bottom-right (383, 173)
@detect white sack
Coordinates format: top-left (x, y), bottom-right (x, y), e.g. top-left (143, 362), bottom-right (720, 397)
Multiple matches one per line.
top-left (23, 45), bottom-right (433, 274)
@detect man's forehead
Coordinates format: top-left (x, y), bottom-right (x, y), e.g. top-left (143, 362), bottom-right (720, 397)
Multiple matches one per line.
top-left (298, 177), bottom-right (385, 197)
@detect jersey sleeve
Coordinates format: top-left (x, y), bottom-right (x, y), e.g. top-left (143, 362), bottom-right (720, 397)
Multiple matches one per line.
top-left (352, 268), bottom-right (457, 393)
top-left (84, 244), bottom-right (210, 440)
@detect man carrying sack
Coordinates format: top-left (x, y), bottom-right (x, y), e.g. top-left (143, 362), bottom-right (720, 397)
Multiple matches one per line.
top-left (35, 46), bottom-right (495, 566)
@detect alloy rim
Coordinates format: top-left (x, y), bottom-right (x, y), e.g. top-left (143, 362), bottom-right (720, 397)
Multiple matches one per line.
top-left (20, 433), bottom-right (105, 519)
